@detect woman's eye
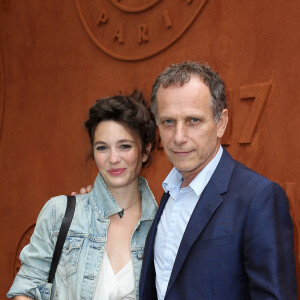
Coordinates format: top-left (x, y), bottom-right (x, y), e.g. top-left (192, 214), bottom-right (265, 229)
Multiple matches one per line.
top-left (95, 145), bottom-right (107, 151)
top-left (120, 144), bottom-right (132, 150)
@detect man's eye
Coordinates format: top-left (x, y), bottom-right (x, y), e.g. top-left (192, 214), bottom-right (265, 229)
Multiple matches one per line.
top-left (162, 120), bottom-right (173, 125)
top-left (191, 118), bottom-right (199, 122)
top-left (189, 118), bottom-right (200, 124)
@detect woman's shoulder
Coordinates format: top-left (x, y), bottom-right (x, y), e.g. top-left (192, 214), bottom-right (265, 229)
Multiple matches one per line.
top-left (34, 196), bottom-right (69, 232)
top-left (37, 194), bottom-right (90, 232)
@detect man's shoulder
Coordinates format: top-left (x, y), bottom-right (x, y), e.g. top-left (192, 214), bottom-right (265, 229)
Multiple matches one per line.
top-left (231, 158), bottom-right (285, 196)
top-left (234, 159), bottom-right (268, 179)
top-left (220, 149), bottom-right (283, 190)
top-left (221, 149), bottom-right (271, 181)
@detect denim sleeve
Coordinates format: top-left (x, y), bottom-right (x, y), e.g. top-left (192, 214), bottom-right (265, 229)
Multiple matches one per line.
top-left (7, 196), bottom-right (67, 299)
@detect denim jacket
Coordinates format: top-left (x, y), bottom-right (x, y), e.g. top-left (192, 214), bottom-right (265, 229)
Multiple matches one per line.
top-left (7, 174), bottom-right (157, 300)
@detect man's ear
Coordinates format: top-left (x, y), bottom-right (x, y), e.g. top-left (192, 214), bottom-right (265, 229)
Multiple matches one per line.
top-left (142, 143), bottom-right (152, 162)
top-left (217, 109), bottom-right (228, 138)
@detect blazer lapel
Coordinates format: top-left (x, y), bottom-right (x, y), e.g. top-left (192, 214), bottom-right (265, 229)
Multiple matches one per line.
top-left (139, 192), bottom-right (170, 297)
top-left (143, 192), bottom-right (170, 260)
top-left (165, 181), bottom-right (223, 296)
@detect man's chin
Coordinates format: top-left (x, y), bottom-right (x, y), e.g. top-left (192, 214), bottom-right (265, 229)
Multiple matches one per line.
top-left (174, 162), bottom-right (205, 175)
top-left (173, 164), bottom-right (194, 173)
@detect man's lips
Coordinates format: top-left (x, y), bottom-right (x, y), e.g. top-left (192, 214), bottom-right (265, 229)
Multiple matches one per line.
top-left (108, 168), bottom-right (126, 175)
top-left (172, 150), bottom-right (194, 156)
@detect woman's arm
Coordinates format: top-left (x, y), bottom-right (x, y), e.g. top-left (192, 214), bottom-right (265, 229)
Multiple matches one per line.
top-left (7, 197), bottom-right (66, 299)
top-left (13, 296), bottom-right (34, 300)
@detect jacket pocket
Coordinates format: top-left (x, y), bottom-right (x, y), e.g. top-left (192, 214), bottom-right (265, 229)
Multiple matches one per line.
top-left (36, 283), bottom-right (52, 300)
top-left (57, 236), bottom-right (85, 279)
top-left (198, 233), bottom-right (234, 250)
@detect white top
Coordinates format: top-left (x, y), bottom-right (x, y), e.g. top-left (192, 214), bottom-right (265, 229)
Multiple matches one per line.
top-left (154, 146), bottom-right (223, 300)
top-left (94, 252), bottom-right (136, 300)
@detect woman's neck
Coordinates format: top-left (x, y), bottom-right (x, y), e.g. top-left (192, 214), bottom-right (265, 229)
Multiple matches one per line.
top-left (109, 179), bottom-right (141, 208)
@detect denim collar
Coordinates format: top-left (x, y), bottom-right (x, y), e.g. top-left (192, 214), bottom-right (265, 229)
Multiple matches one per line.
top-left (90, 173), bottom-right (157, 221)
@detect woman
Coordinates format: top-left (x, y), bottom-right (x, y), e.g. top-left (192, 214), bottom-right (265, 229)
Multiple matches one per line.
top-left (7, 91), bottom-right (157, 300)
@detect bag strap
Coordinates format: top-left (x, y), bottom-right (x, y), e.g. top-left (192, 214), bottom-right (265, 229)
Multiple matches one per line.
top-left (48, 195), bottom-right (76, 284)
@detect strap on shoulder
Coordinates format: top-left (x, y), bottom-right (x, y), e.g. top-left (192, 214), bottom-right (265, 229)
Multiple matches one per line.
top-left (48, 195), bottom-right (76, 284)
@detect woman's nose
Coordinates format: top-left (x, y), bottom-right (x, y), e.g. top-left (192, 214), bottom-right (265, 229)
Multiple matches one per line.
top-left (109, 149), bottom-right (121, 164)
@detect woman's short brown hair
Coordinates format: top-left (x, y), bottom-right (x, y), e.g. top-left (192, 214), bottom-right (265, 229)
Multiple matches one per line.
top-left (85, 91), bottom-right (157, 168)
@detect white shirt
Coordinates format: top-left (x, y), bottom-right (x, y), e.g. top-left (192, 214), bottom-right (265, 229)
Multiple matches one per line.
top-left (154, 147), bottom-right (223, 300)
top-left (94, 252), bottom-right (136, 300)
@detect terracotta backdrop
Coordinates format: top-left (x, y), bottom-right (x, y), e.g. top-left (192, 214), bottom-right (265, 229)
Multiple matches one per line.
top-left (0, 0), bottom-right (299, 298)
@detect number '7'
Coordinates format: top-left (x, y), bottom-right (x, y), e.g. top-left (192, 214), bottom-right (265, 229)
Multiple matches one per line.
top-left (239, 83), bottom-right (272, 144)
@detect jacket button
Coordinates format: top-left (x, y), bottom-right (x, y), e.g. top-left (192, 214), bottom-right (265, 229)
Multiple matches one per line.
top-left (137, 253), bottom-right (143, 260)
top-left (65, 243), bottom-right (70, 250)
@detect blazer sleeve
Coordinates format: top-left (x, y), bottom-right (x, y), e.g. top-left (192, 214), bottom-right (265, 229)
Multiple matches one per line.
top-left (243, 181), bottom-right (297, 299)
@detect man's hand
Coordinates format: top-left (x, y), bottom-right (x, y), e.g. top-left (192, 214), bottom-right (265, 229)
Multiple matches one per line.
top-left (71, 185), bottom-right (93, 196)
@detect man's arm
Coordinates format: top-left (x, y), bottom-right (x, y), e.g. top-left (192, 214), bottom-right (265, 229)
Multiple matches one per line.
top-left (243, 181), bottom-right (297, 299)
top-left (71, 185), bottom-right (93, 195)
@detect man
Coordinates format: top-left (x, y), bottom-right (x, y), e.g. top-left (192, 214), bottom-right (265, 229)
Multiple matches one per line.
top-left (139, 62), bottom-right (297, 299)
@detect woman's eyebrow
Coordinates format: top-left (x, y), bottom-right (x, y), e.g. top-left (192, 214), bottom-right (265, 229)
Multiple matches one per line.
top-left (117, 139), bottom-right (135, 143)
top-left (94, 140), bottom-right (106, 145)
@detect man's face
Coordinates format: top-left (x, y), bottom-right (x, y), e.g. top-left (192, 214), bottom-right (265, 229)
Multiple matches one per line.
top-left (156, 76), bottom-right (228, 186)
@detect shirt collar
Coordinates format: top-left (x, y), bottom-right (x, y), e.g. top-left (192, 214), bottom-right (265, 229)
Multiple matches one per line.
top-left (162, 146), bottom-right (223, 198)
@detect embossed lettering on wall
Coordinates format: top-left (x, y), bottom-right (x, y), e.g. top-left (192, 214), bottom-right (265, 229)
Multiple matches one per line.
top-left (75, 0), bottom-right (209, 61)
top-left (239, 83), bottom-right (272, 144)
top-left (220, 82), bottom-right (272, 146)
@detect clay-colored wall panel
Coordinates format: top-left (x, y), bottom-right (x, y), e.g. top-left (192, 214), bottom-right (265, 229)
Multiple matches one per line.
top-left (1, 0), bottom-right (299, 298)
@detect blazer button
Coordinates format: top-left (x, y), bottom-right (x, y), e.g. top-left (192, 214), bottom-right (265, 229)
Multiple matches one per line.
top-left (137, 253), bottom-right (143, 260)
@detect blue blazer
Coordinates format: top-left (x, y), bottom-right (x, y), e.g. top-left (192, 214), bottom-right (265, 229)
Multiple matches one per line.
top-left (139, 149), bottom-right (297, 299)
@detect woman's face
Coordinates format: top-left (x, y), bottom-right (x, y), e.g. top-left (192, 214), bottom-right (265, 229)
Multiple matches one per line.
top-left (93, 120), bottom-right (148, 190)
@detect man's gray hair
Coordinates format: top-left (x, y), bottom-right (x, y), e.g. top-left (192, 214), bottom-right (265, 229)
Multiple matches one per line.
top-left (151, 61), bottom-right (227, 122)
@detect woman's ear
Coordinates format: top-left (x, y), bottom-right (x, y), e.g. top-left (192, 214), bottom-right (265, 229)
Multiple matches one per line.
top-left (142, 143), bottom-right (152, 162)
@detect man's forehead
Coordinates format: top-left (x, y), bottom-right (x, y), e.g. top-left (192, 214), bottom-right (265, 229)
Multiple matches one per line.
top-left (157, 80), bottom-right (210, 102)
top-left (160, 74), bottom-right (204, 87)
top-left (157, 100), bottom-right (211, 119)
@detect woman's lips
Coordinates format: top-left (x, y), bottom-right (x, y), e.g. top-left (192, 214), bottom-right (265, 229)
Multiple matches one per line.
top-left (108, 168), bottom-right (126, 175)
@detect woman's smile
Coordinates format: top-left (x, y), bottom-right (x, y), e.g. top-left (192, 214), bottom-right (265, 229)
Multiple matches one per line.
top-left (108, 168), bottom-right (126, 176)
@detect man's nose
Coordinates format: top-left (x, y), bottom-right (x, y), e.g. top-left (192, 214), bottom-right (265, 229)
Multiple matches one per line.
top-left (109, 149), bottom-right (121, 164)
top-left (173, 123), bottom-right (187, 145)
